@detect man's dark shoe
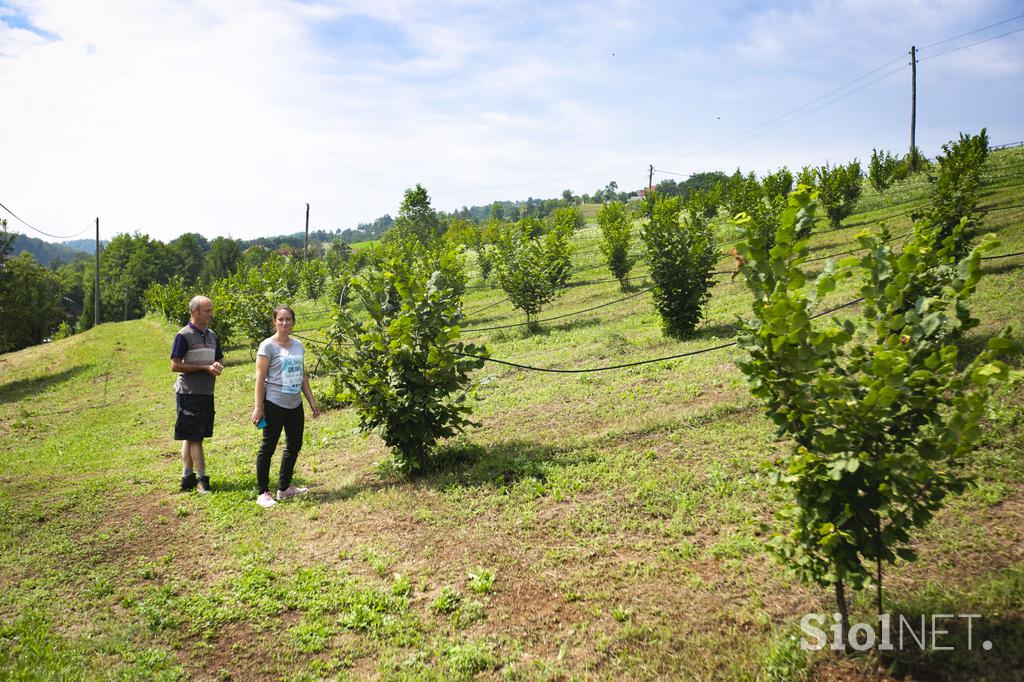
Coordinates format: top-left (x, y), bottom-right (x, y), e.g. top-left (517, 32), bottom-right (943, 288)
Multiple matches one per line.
top-left (197, 475), bottom-right (211, 494)
top-left (180, 473), bottom-right (198, 492)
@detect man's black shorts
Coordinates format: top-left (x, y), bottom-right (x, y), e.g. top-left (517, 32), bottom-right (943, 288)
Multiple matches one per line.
top-left (175, 393), bottom-right (215, 441)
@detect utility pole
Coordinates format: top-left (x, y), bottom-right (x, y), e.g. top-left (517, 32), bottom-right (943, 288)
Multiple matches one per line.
top-left (648, 164), bottom-right (654, 193)
top-left (910, 45), bottom-right (917, 172)
top-left (304, 203), bottom-right (310, 262)
top-left (94, 217), bottom-right (100, 328)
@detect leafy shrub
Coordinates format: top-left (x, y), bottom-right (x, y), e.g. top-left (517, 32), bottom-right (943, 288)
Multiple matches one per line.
top-left (550, 205), bottom-right (584, 232)
top-left (906, 145), bottom-right (932, 174)
top-left (868, 148), bottom-right (903, 193)
top-left (259, 253), bottom-right (302, 299)
top-left (208, 268), bottom-right (277, 351)
top-left (795, 165), bottom-right (816, 187)
top-left (734, 186), bottom-right (1018, 639)
top-left (722, 170), bottom-right (763, 219)
top-left (927, 128), bottom-right (990, 258)
top-left (685, 183), bottom-right (723, 220)
top-left (477, 245), bottom-right (494, 282)
top-left (383, 183), bottom-right (445, 248)
top-left (333, 256), bottom-right (487, 473)
top-left (423, 241), bottom-right (468, 298)
top-left (143, 275), bottom-right (192, 326)
top-left (323, 240), bottom-right (352, 278)
top-left (542, 216), bottom-right (574, 290)
top-left (815, 160), bottom-right (863, 228)
top-left (494, 221), bottom-right (559, 328)
top-left (761, 167), bottom-right (794, 204)
top-left (51, 320), bottom-right (74, 341)
top-left (597, 201), bottom-right (635, 288)
top-left (300, 259), bottom-right (329, 301)
top-left (640, 193), bottom-right (717, 339)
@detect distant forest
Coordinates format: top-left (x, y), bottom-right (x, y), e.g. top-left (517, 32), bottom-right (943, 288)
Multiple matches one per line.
top-left (1, 170), bottom-right (729, 352)
top-left (13, 172), bottom-right (726, 264)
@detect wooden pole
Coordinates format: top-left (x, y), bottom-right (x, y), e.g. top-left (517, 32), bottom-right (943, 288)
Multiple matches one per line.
top-left (94, 217), bottom-right (100, 327)
top-left (648, 164), bottom-right (654, 192)
top-left (304, 203), bottom-right (310, 262)
top-left (910, 46), bottom-right (917, 171)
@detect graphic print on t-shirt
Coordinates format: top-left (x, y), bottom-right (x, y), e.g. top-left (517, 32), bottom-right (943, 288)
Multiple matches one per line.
top-left (281, 353), bottom-right (303, 394)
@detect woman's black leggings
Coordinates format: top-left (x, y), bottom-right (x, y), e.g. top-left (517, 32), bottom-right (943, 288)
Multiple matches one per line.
top-left (256, 398), bottom-right (304, 494)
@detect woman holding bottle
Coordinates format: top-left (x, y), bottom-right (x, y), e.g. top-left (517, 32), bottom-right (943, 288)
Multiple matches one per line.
top-left (251, 304), bottom-right (320, 508)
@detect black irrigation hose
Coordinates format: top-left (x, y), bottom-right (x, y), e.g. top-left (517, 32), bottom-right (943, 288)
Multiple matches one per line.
top-left (290, 332), bottom-right (329, 345)
top-left (465, 247), bottom-right (645, 290)
top-left (798, 228), bottom-right (914, 265)
top-left (465, 191), bottom-right (955, 294)
top-left (465, 296), bottom-right (511, 316)
top-left (979, 203), bottom-right (1024, 215)
top-left (313, 252), bottom-right (1023, 377)
top-left (455, 297), bottom-right (865, 374)
top-left (469, 228), bottom-right (923, 330)
top-left (982, 250), bottom-right (1024, 261)
top-left (463, 285), bottom-right (658, 333)
top-left (312, 328), bottom-right (349, 377)
top-left (300, 201), bottom-right (1014, 338)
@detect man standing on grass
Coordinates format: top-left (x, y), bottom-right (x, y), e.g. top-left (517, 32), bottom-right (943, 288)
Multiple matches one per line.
top-left (170, 295), bottom-right (224, 493)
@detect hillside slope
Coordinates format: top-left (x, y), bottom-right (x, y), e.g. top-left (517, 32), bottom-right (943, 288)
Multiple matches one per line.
top-left (1, 150), bottom-right (1023, 680)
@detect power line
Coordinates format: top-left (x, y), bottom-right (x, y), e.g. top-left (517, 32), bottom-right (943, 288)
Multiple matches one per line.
top-left (705, 63), bottom-right (910, 159)
top-left (652, 168), bottom-right (690, 178)
top-left (653, 16), bottom-right (1023, 175)
top-left (663, 53), bottom-right (908, 167)
top-left (920, 24), bottom-right (1024, 61)
top-left (0, 200), bottom-right (93, 240)
top-left (432, 179), bottom-right (570, 196)
top-left (919, 12), bottom-right (1024, 50)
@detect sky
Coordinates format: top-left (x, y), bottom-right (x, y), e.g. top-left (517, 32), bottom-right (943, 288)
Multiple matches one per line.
top-left (1, 0), bottom-right (1022, 244)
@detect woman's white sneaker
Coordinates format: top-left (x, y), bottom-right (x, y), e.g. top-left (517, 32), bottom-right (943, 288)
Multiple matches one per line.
top-left (256, 492), bottom-right (277, 508)
top-left (276, 485), bottom-right (309, 501)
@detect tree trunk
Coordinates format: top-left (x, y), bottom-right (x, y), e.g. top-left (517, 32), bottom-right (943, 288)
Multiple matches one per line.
top-left (876, 517), bottom-right (884, 618)
top-left (835, 580), bottom-right (849, 653)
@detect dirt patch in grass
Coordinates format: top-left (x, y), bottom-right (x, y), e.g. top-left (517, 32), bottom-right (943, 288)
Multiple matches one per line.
top-left (889, 483), bottom-right (1024, 594)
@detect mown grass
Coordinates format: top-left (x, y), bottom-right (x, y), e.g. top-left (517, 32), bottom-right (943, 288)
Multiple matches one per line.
top-left (1, 148), bottom-right (1023, 680)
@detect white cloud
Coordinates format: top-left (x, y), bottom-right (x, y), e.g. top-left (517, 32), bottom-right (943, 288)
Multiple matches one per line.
top-left (0, 0), bottom-right (1021, 242)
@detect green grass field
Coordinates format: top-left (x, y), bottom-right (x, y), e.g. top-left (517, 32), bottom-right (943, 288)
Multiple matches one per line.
top-left (2, 149), bottom-right (1023, 680)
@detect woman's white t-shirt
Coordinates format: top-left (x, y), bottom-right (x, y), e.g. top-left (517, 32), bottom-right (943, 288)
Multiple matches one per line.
top-left (257, 337), bottom-right (305, 409)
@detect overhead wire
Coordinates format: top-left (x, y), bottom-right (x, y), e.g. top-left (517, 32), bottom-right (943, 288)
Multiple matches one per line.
top-left (919, 24), bottom-right (1024, 61)
top-left (652, 14), bottom-right (1023, 179)
top-left (919, 12), bottom-right (1024, 50)
top-left (658, 52), bottom-right (908, 168)
top-left (0, 200), bottom-right (94, 240)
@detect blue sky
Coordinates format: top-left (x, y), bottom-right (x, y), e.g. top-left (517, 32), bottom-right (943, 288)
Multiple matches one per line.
top-left (0, 0), bottom-right (1021, 243)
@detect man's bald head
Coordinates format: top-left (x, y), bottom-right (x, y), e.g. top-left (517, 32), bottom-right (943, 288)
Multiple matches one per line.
top-left (189, 296), bottom-right (214, 329)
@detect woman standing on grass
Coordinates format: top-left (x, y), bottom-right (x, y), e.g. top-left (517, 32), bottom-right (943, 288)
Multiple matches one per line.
top-left (251, 304), bottom-right (320, 508)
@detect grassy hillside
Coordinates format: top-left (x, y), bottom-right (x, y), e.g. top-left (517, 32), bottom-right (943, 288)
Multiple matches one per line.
top-left (2, 149), bottom-right (1023, 680)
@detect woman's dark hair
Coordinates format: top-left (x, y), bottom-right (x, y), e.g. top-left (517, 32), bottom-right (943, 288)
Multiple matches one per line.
top-left (272, 304), bottom-right (296, 325)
